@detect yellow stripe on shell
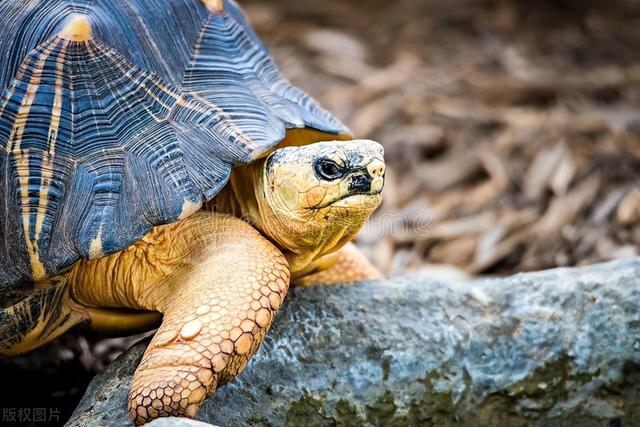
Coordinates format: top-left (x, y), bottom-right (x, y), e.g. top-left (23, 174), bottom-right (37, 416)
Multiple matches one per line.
top-left (188, 92), bottom-right (257, 151)
top-left (35, 40), bottom-right (69, 241)
top-left (6, 40), bottom-right (59, 278)
top-left (89, 229), bottom-right (104, 259)
top-left (192, 21), bottom-right (207, 58)
top-left (90, 40), bottom-right (257, 153)
top-left (14, 150), bottom-right (47, 279)
top-left (7, 44), bottom-right (55, 152)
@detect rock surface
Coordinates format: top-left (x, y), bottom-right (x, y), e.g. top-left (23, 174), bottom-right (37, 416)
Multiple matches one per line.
top-left (144, 418), bottom-right (217, 427)
top-left (68, 258), bottom-right (640, 427)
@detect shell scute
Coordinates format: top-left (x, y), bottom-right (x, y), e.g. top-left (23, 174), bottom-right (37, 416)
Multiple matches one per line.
top-left (0, 0), bottom-right (347, 287)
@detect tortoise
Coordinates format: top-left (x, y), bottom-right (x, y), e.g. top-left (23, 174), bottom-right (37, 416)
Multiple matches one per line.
top-left (0, 0), bottom-right (385, 424)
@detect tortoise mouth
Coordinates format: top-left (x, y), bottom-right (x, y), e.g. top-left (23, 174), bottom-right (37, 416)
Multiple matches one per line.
top-left (310, 189), bottom-right (383, 210)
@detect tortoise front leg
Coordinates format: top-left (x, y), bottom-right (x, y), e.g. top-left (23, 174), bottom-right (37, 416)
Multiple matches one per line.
top-left (129, 214), bottom-right (289, 424)
top-left (294, 243), bottom-right (382, 287)
top-left (67, 212), bottom-right (290, 425)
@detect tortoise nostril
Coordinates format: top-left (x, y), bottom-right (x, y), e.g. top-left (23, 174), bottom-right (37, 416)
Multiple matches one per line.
top-left (367, 160), bottom-right (386, 178)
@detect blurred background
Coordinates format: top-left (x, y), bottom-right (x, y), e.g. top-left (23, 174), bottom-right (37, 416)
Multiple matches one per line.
top-left (243, 0), bottom-right (640, 279)
top-left (2, 0), bottom-right (640, 424)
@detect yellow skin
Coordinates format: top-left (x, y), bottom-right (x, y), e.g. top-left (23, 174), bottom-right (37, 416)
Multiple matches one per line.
top-left (2, 132), bottom-right (385, 425)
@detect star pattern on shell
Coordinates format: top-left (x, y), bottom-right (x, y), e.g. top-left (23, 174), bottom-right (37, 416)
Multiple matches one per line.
top-left (0, 0), bottom-right (348, 285)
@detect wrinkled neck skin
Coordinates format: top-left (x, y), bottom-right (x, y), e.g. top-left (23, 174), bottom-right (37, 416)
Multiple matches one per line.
top-left (208, 160), bottom-right (368, 275)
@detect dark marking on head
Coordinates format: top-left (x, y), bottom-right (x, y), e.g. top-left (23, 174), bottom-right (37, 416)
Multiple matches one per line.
top-left (348, 172), bottom-right (373, 193)
top-left (265, 151), bottom-right (279, 174)
top-left (314, 157), bottom-right (347, 181)
top-left (348, 151), bottom-right (364, 167)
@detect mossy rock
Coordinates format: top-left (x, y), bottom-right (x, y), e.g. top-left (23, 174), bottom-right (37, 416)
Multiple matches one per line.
top-left (68, 259), bottom-right (640, 427)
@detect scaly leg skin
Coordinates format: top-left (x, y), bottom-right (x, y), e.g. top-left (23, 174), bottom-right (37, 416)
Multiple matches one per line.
top-left (294, 242), bottom-right (382, 287)
top-left (66, 212), bottom-right (290, 425)
top-left (128, 214), bottom-right (290, 424)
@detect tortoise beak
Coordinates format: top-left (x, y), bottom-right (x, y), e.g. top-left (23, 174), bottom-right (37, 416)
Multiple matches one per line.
top-left (348, 158), bottom-right (385, 193)
top-left (367, 158), bottom-right (385, 194)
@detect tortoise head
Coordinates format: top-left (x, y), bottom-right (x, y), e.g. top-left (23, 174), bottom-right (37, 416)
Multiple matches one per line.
top-left (265, 140), bottom-right (385, 211)
top-left (252, 140), bottom-right (385, 268)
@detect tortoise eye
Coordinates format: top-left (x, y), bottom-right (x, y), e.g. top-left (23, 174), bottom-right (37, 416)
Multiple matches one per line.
top-left (314, 158), bottom-right (345, 181)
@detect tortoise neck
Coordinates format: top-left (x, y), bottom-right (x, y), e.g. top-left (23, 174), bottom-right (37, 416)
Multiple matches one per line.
top-left (207, 160), bottom-right (356, 274)
top-left (206, 162), bottom-right (263, 224)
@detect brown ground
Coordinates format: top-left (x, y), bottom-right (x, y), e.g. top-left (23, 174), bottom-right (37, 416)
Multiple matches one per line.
top-left (243, 0), bottom-right (640, 278)
top-left (1, 0), bottom-right (639, 425)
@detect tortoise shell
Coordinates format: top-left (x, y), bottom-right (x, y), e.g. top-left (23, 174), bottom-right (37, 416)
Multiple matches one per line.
top-left (0, 0), bottom-right (346, 288)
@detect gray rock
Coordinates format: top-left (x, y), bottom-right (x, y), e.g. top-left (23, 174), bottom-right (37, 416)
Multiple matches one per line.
top-left (68, 258), bottom-right (640, 427)
top-left (144, 418), bottom-right (217, 427)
